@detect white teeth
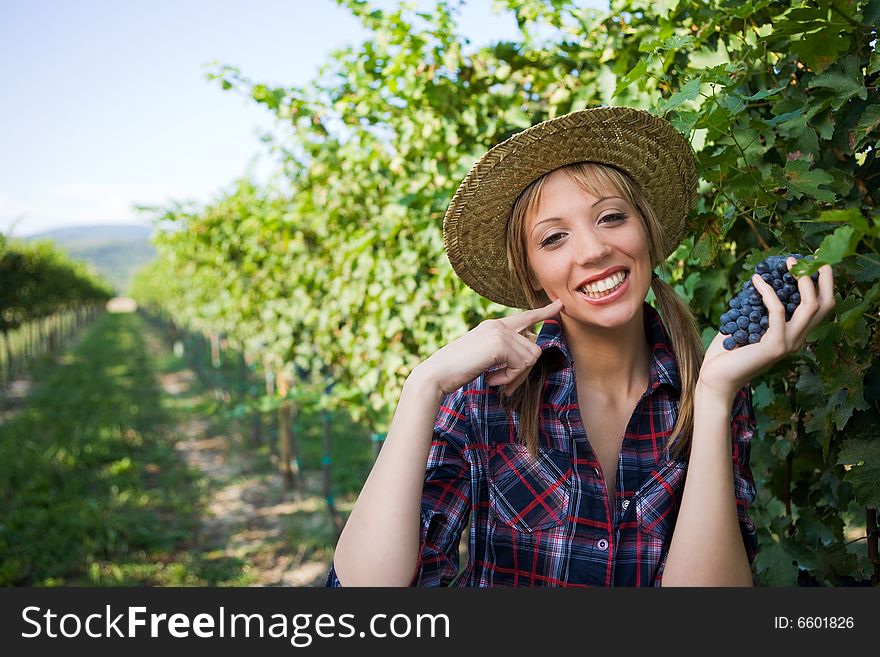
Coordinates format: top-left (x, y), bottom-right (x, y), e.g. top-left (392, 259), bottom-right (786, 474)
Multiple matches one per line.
top-left (578, 271), bottom-right (627, 297)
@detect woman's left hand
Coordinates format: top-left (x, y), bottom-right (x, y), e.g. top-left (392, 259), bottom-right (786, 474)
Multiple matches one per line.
top-left (698, 256), bottom-right (836, 401)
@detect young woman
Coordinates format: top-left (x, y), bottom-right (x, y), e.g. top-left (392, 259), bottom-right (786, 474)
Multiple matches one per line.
top-left (326, 107), bottom-right (836, 586)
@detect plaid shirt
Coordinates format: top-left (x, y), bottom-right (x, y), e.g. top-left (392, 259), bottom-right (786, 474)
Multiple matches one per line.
top-left (327, 303), bottom-right (757, 587)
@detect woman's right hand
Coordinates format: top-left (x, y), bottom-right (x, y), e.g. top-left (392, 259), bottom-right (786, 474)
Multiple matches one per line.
top-left (413, 298), bottom-right (564, 397)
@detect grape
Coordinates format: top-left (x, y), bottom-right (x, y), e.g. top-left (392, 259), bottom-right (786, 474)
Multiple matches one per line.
top-left (718, 253), bottom-right (821, 350)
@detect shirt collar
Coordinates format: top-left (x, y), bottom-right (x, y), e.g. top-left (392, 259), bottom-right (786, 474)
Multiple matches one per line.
top-left (534, 302), bottom-right (681, 392)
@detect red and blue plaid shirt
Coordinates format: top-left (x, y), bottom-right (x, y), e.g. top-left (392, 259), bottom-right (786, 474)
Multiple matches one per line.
top-left (327, 302), bottom-right (757, 586)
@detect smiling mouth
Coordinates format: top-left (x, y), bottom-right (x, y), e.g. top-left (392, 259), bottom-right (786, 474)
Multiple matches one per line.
top-left (576, 270), bottom-right (629, 299)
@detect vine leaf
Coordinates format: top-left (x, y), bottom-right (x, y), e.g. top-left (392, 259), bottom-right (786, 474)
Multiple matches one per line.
top-left (782, 160), bottom-right (835, 202)
top-left (754, 540), bottom-right (799, 586)
top-left (837, 438), bottom-right (880, 507)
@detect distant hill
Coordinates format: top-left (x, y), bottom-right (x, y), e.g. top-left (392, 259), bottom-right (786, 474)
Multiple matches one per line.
top-left (25, 224), bottom-right (157, 294)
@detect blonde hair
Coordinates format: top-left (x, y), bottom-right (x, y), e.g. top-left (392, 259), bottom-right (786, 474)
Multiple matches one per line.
top-left (501, 162), bottom-right (701, 462)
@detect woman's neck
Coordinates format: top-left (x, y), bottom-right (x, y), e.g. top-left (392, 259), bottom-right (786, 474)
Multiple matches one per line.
top-left (560, 305), bottom-right (652, 400)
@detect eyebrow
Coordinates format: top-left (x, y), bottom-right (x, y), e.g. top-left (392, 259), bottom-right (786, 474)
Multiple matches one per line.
top-left (529, 195), bottom-right (627, 236)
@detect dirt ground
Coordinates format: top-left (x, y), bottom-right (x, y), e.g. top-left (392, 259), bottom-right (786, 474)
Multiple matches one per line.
top-left (150, 335), bottom-right (335, 587)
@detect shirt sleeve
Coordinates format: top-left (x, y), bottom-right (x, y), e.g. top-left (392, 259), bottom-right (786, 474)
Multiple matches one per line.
top-left (325, 564), bottom-right (342, 587)
top-left (652, 385), bottom-right (758, 587)
top-left (730, 385), bottom-right (759, 564)
top-left (409, 384), bottom-right (473, 586)
top-left (323, 384), bottom-right (473, 588)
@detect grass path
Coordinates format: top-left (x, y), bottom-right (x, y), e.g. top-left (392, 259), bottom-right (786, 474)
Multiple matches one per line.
top-left (0, 311), bottom-right (350, 586)
top-left (145, 325), bottom-right (337, 586)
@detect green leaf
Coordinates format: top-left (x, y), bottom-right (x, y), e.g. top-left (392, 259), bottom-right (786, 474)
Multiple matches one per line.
top-left (662, 34), bottom-right (695, 50)
top-left (837, 437), bottom-right (880, 467)
top-left (505, 106), bottom-right (532, 129)
top-left (796, 365), bottom-right (823, 398)
top-left (668, 110), bottom-right (699, 135)
top-left (694, 103), bottom-right (734, 141)
top-left (805, 56), bottom-right (867, 109)
top-left (870, 50), bottom-right (880, 76)
top-left (837, 438), bottom-right (880, 507)
top-left (692, 269), bottom-right (726, 310)
top-left (752, 381), bottom-right (774, 410)
top-left (853, 104), bottom-right (880, 151)
top-left (689, 228), bottom-right (719, 266)
top-left (816, 207), bottom-right (868, 234)
top-left (790, 26), bottom-right (852, 73)
top-left (657, 77), bottom-right (701, 114)
top-left (863, 0), bottom-right (880, 26)
top-left (815, 224), bottom-right (860, 265)
top-left (764, 109), bottom-right (804, 128)
top-left (735, 83), bottom-right (788, 102)
top-left (638, 33), bottom-right (696, 53)
top-left (699, 63), bottom-right (740, 87)
top-left (755, 539), bottom-right (799, 586)
top-left (838, 280), bottom-right (880, 331)
top-left (612, 60), bottom-right (648, 99)
top-left (782, 160), bottom-right (835, 202)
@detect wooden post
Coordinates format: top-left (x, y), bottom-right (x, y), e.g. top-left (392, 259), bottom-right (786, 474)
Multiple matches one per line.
top-left (277, 369), bottom-right (294, 490)
top-left (236, 349), bottom-right (246, 401)
top-left (0, 330), bottom-right (9, 390)
top-left (371, 431), bottom-right (386, 460)
top-left (47, 314), bottom-right (57, 353)
top-left (210, 332), bottom-right (221, 369)
top-left (322, 404), bottom-right (344, 536)
top-left (867, 508), bottom-right (878, 587)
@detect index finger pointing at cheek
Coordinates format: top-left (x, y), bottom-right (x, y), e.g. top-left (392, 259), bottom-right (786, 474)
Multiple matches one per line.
top-left (502, 298), bottom-right (564, 332)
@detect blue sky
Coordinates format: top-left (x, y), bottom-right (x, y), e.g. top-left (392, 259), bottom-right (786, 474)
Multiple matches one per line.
top-left (0, 0), bottom-right (604, 237)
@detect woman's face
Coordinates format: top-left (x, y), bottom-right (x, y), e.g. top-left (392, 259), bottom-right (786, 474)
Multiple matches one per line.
top-left (524, 168), bottom-right (652, 329)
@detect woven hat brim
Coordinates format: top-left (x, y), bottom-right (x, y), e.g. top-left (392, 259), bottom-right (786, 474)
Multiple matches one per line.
top-left (443, 107), bottom-right (697, 309)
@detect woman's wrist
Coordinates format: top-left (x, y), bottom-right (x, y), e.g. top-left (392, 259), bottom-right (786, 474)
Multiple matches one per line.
top-left (406, 362), bottom-right (446, 405)
top-left (694, 377), bottom-right (738, 410)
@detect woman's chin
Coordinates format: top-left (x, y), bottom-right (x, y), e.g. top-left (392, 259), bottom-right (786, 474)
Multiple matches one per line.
top-left (562, 295), bottom-right (642, 329)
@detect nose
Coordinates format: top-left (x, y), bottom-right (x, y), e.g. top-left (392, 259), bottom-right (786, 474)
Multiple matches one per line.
top-left (572, 225), bottom-right (611, 266)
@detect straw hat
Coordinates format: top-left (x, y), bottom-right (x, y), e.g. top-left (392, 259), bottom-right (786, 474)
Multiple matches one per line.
top-left (443, 106), bottom-right (697, 309)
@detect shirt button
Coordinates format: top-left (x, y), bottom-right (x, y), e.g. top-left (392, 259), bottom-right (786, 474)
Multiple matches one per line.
top-left (597, 538), bottom-right (609, 551)
top-left (593, 466), bottom-right (601, 477)
top-left (621, 499), bottom-right (630, 511)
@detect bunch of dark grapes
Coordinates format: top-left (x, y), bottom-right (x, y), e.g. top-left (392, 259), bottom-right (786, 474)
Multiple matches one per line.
top-left (719, 254), bottom-right (820, 351)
